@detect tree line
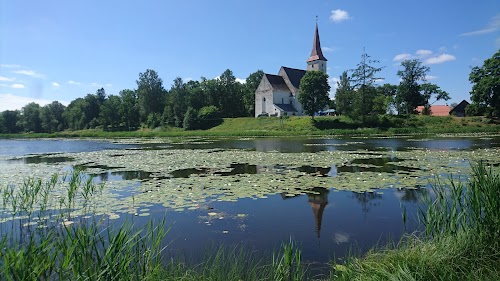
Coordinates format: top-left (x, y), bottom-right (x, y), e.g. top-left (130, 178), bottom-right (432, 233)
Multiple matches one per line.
top-left (0, 69), bottom-right (264, 133)
top-left (0, 49), bottom-right (497, 134)
top-left (332, 51), bottom-right (451, 121)
top-left (332, 49), bottom-right (499, 120)
top-left (299, 49), bottom-right (498, 121)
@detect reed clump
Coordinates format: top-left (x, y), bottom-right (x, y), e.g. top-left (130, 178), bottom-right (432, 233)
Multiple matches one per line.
top-left (0, 172), bottom-right (307, 280)
top-left (333, 162), bottom-right (500, 280)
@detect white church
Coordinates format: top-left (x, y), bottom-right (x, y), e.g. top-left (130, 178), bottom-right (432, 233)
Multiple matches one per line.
top-left (254, 23), bottom-right (328, 117)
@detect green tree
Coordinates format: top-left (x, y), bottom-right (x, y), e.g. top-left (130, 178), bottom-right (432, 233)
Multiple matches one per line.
top-left (420, 83), bottom-right (450, 114)
top-left (185, 80), bottom-right (207, 111)
top-left (376, 84), bottom-right (398, 115)
top-left (83, 93), bottom-right (102, 128)
top-left (96, 87), bottom-right (106, 105)
top-left (298, 71), bottom-right (330, 119)
top-left (197, 105), bottom-right (222, 129)
top-left (40, 101), bottom-right (66, 132)
top-left (119, 89), bottom-right (140, 131)
top-left (349, 50), bottom-right (384, 121)
top-left (136, 69), bottom-right (166, 120)
top-left (334, 71), bottom-right (353, 116)
top-left (218, 69), bottom-right (246, 117)
top-left (100, 95), bottom-right (123, 130)
top-left (20, 103), bottom-right (42, 132)
top-left (63, 98), bottom-right (87, 130)
top-left (243, 70), bottom-right (264, 116)
top-left (163, 77), bottom-right (188, 127)
top-left (0, 110), bottom-right (21, 133)
top-left (468, 49), bottom-right (500, 116)
top-left (183, 107), bottom-right (198, 130)
top-left (395, 59), bottom-right (429, 115)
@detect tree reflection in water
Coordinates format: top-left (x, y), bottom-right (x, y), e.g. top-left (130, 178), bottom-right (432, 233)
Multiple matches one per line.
top-left (352, 191), bottom-right (382, 213)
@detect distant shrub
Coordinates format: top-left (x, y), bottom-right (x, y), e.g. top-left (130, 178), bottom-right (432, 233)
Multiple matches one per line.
top-left (183, 107), bottom-right (198, 130)
top-left (197, 106), bottom-right (223, 130)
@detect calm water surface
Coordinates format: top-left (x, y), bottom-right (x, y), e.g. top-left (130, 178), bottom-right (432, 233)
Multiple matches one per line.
top-left (0, 136), bottom-right (498, 266)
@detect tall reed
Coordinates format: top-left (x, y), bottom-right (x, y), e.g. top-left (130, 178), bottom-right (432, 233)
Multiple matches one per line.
top-left (0, 172), bottom-right (309, 280)
top-left (0, 172), bottom-right (168, 280)
top-left (332, 162), bottom-right (500, 280)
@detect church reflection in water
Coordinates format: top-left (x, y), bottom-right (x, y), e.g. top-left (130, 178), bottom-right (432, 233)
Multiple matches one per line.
top-left (307, 187), bottom-right (329, 239)
top-left (281, 187), bottom-right (330, 239)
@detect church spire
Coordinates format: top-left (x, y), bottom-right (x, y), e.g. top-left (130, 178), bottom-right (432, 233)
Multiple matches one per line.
top-left (306, 21), bottom-right (327, 72)
top-left (307, 22), bottom-right (327, 63)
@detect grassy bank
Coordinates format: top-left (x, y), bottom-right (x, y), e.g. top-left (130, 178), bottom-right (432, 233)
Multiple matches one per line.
top-left (1, 115), bottom-right (499, 139)
top-left (333, 163), bottom-right (500, 280)
top-left (1, 164), bottom-right (499, 280)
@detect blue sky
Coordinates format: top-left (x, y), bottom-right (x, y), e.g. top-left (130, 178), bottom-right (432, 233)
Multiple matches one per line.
top-left (1, 0), bottom-right (499, 111)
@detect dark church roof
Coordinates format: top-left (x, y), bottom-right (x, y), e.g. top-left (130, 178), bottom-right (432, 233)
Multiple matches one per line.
top-left (307, 23), bottom-right (328, 63)
top-left (274, 104), bottom-right (298, 112)
top-left (265, 74), bottom-right (290, 92)
top-left (281, 67), bottom-right (306, 90)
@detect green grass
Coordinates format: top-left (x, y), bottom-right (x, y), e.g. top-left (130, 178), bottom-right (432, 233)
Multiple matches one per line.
top-left (332, 162), bottom-right (500, 281)
top-left (1, 115), bottom-right (499, 139)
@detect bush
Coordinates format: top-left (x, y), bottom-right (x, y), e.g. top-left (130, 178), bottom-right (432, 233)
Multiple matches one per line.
top-left (146, 113), bottom-right (161, 129)
top-left (197, 106), bottom-right (222, 130)
top-left (183, 107), bottom-right (198, 130)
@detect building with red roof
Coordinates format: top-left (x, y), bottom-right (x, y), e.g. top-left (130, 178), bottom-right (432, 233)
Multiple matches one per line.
top-left (416, 105), bottom-right (451, 116)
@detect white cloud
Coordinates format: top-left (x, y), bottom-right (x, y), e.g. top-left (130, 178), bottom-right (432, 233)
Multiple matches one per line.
top-left (91, 82), bottom-right (99, 87)
top-left (0, 64), bottom-right (21, 68)
top-left (425, 75), bottom-right (438, 80)
top-left (105, 83), bottom-right (112, 87)
top-left (12, 69), bottom-right (44, 78)
top-left (52, 82), bottom-right (60, 87)
top-left (424, 54), bottom-right (456, 64)
top-left (236, 78), bottom-right (246, 84)
top-left (67, 80), bottom-right (81, 85)
top-left (393, 50), bottom-right (456, 65)
top-left (322, 46), bottom-right (335, 52)
top-left (0, 94), bottom-right (68, 111)
top-left (1, 83), bottom-right (25, 89)
top-left (329, 77), bottom-right (340, 97)
top-left (11, 84), bottom-right (25, 89)
top-left (0, 76), bottom-right (15, 82)
top-left (460, 13), bottom-right (500, 36)
top-left (330, 9), bottom-right (350, 23)
top-left (416, 49), bottom-right (433, 56)
top-left (393, 53), bottom-right (412, 61)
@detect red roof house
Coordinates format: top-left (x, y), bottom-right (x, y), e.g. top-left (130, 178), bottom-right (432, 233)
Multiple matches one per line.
top-left (416, 105), bottom-right (451, 116)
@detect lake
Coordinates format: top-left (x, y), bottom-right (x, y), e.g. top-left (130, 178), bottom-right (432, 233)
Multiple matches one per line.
top-left (0, 135), bottom-right (499, 268)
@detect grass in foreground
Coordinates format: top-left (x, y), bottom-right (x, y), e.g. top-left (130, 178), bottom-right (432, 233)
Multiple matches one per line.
top-left (0, 172), bottom-right (306, 280)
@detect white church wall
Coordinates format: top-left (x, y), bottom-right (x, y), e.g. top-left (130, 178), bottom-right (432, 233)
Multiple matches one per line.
top-left (273, 91), bottom-right (292, 105)
top-left (254, 77), bottom-right (275, 117)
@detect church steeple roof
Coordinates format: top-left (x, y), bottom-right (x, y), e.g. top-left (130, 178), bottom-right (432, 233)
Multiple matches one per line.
top-left (307, 22), bottom-right (327, 63)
